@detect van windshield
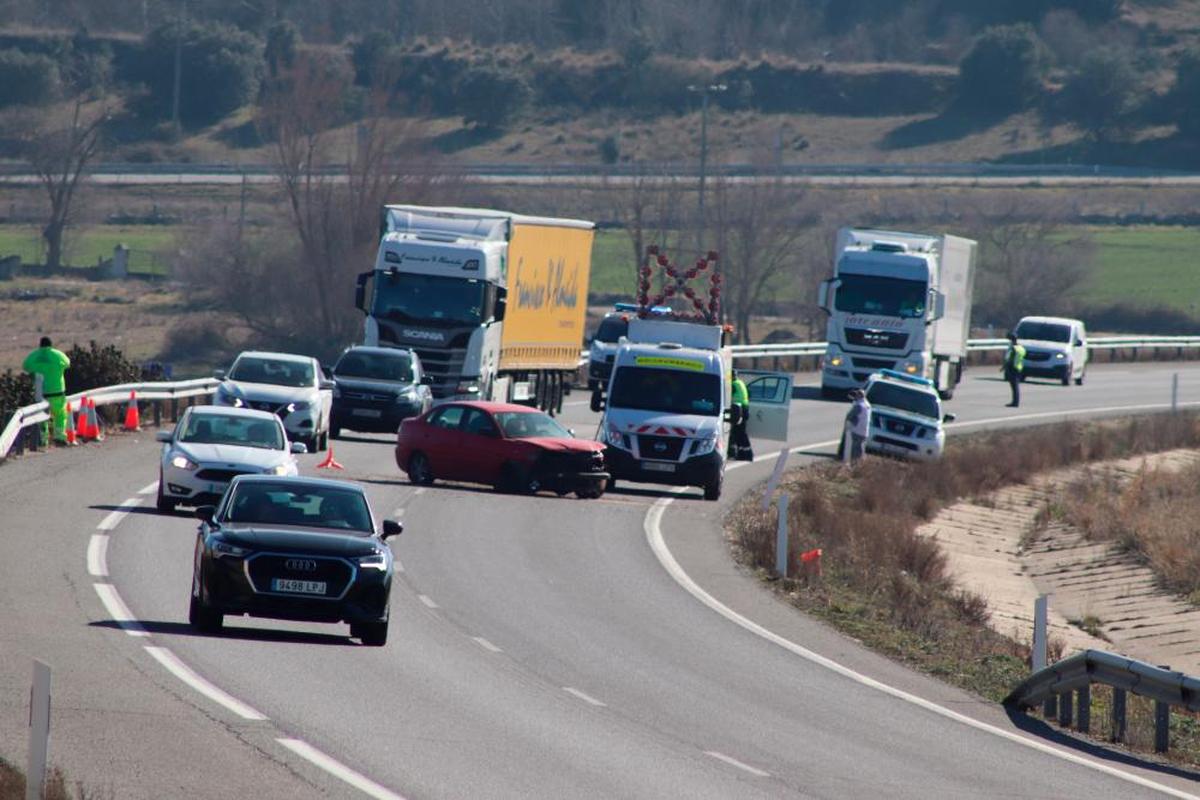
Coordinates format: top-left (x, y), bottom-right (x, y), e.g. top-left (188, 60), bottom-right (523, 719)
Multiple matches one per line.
top-left (1015, 321), bottom-right (1072, 343)
top-left (608, 366), bottom-right (721, 416)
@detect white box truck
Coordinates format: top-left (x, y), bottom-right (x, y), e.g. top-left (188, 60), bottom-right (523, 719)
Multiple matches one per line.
top-left (817, 227), bottom-right (976, 399)
top-left (356, 205), bottom-right (594, 411)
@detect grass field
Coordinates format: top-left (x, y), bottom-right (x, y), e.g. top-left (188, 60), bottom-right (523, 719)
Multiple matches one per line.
top-left (0, 225), bottom-right (176, 274)
top-left (1076, 226), bottom-right (1200, 313)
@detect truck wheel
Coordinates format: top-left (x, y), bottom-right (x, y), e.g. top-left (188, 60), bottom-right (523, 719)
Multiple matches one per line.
top-left (1061, 367), bottom-right (1071, 386)
top-left (590, 390), bottom-right (604, 413)
top-left (938, 387), bottom-right (954, 401)
top-left (352, 619), bottom-right (388, 647)
top-left (703, 474), bottom-right (723, 501)
top-left (605, 477), bottom-right (617, 492)
top-left (1075, 368), bottom-right (1085, 386)
top-left (554, 375), bottom-right (565, 415)
top-left (330, 424), bottom-right (341, 440)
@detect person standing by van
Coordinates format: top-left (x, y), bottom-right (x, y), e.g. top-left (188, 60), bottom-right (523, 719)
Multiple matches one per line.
top-left (23, 336), bottom-right (71, 444)
top-left (728, 370), bottom-right (753, 461)
top-left (1003, 331), bottom-right (1025, 407)
top-left (844, 388), bottom-right (871, 461)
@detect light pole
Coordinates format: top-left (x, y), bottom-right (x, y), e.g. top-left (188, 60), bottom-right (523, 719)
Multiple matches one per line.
top-left (687, 83), bottom-right (726, 248)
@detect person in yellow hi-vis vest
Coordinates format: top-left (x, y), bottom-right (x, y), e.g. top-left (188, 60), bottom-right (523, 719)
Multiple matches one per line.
top-left (23, 337), bottom-right (71, 444)
top-left (1002, 331), bottom-right (1026, 408)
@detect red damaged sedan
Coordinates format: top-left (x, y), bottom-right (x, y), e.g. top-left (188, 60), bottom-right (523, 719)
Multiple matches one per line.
top-left (395, 401), bottom-right (608, 498)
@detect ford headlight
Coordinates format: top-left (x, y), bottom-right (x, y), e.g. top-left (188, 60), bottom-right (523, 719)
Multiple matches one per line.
top-left (693, 435), bottom-right (718, 455)
top-left (170, 454), bottom-right (198, 471)
top-left (1054, 352), bottom-right (1066, 360)
top-left (288, 401), bottom-right (312, 412)
top-left (357, 550), bottom-right (389, 571)
top-left (266, 464), bottom-right (290, 476)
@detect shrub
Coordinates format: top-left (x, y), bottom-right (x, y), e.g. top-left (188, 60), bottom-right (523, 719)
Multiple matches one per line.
top-left (0, 48), bottom-right (60, 107)
top-left (1172, 47), bottom-right (1200, 139)
top-left (957, 24), bottom-right (1046, 113)
top-left (133, 21), bottom-right (262, 128)
top-left (1057, 49), bottom-right (1142, 141)
top-left (349, 30), bottom-right (396, 87)
top-left (0, 368), bottom-right (35, 430)
top-left (455, 66), bottom-right (530, 129)
top-left (64, 340), bottom-right (141, 394)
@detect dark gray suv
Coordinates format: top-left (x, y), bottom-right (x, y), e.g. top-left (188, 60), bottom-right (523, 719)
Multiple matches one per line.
top-left (330, 346), bottom-right (433, 438)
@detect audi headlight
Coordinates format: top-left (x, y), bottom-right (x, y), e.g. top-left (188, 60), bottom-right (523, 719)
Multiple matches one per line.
top-left (170, 454), bottom-right (198, 471)
top-left (693, 435), bottom-right (718, 455)
top-left (212, 540), bottom-right (250, 559)
top-left (357, 550), bottom-right (389, 571)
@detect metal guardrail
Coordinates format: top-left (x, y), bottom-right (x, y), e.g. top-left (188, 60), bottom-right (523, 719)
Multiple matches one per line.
top-left (727, 336), bottom-right (1200, 362)
top-left (1005, 649), bottom-right (1200, 753)
top-left (0, 378), bottom-right (219, 460)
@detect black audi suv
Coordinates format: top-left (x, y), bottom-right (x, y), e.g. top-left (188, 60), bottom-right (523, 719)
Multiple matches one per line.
top-left (189, 475), bottom-right (401, 646)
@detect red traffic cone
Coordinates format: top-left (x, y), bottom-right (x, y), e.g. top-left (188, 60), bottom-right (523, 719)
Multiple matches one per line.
top-left (87, 397), bottom-right (103, 441)
top-left (799, 547), bottom-right (823, 579)
top-left (65, 401), bottom-right (78, 445)
top-left (76, 398), bottom-right (91, 440)
top-left (316, 444), bottom-right (344, 470)
top-left (123, 391), bottom-right (141, 431)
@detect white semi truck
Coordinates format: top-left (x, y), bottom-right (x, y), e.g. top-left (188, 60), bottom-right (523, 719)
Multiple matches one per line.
top-left (817, 227), bottom-right (976, 400)
top-left (356, 205), bottom-right (594, 410)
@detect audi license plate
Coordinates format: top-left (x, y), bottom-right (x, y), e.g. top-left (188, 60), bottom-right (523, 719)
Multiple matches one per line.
top-left (272, 578), bottom-right (327, 595)
top-left (352, 408), bottom-right (382, 418)
top-left (643, 462), bottom-right (676, 473)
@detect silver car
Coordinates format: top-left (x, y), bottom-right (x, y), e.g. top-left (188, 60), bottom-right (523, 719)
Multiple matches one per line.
top-left (156, 405), bottom-right (306, 513)
top-left (213, 351), bottom-right (334, 452)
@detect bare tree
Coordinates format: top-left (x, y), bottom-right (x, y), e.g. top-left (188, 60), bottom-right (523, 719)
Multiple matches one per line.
top-left (23, 100), bottom-right (108, 270)
top-left (707, 173), bottom-right (814, 343)
top-left (604, 166), bottom-right (688, 296)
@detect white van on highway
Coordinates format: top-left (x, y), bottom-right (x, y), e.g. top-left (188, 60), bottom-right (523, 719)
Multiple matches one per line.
top-left (1014, 316), bottom-right (1088, 386)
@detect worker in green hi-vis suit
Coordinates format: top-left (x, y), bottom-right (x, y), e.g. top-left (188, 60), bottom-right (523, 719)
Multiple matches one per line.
top-left (23, 336), bottom-right (71, 444)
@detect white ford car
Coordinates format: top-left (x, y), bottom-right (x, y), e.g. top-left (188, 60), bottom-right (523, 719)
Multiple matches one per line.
top-left (156, 405), bottom-right (306, 513)
top-left (213, 351), bottom-right (334, 452)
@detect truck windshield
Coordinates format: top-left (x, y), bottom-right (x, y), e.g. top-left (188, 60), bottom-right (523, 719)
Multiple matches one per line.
top-left (373, 273), bottom-right (487, 327)
top-left (835, 274), bottom-right (928, 319)
top-left (608, 366), bottom-right (721, 417)
top-left (865, 382), bottom-right (940, 420)
top-left (1015, 321), bottom-right (1072, 343)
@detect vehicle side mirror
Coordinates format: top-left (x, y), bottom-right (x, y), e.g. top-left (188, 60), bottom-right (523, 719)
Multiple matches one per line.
top-left (420, 375), bottom-right (433, 386)
top-left (382, 519), bottom-right (403, 539)
top-left (195, 505), bottom-right (216, 523)
top-left (1075, 340), bottom-right (1083, 347)
top-left (943, 413), bottom-right (956, 423)
top-left (155, 430), bottom-right (173, 443)
top-left (213, 369), bottom-right (225, 380)
top-left (929, 291), bottom-right (946, 322)
top-left (355, 270), bottom-right (373, 313)
top-left (291, 442), bottom-right (307, 454)
top-left (494, 286), bottom-right (507, 322)
top-left (319, 379), bottom-right (335, 391)
top-left (568, 428), bottom-right (576, 438)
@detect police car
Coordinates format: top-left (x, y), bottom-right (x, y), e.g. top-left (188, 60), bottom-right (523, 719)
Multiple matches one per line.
top-left (587, 303), bottom-right (671, 390)
top-left (863, 369), bottom-right (955, 461)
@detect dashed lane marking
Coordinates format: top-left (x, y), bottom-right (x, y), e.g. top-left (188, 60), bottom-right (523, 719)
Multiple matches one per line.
top-left (92, 583), bottom-right (149, 637)
top-left (705, 751), bottom-right (771, 778)
top-left (144, 645), bottom-right (268, 721)
top-left (277, 738), bottom-right (409, 800)
top-left (563, 687), bottom-right (606, 707)
top-left (87, 534), bottom-right (109, 577)
top-left (138, 481), bottom-right (159, 495)
top-left (472, 636), bottom-right (502, 653)
top-left (418, 594), bottom-right (438, 609)
top-left (97, 497), bottom-right (141, 531)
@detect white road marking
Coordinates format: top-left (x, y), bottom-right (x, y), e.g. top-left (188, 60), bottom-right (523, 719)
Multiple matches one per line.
top-left (92, 583), bottom-right (149, 637)
top-left (144, 646), bottom-right (268, 721)
top-left (646, 403), bottom-right (1200, 799)
top-left (413, 487), bottom-right (426, 496)
top-left (97, 497), bottom-right (141, 531)
top-left (705, 751), bottom-right (771, 778)
top-left (392, 507), bottom-right (405, 518)
top-left (472, 636), bottom-right (502, 653)
top-left (393, 556), bottom-right (404, 573)
top-left (277, 738), bottom-right (409, 800)
top-left (138, 480), bottom-right (159, 495)
top-left (563, 687), bottom-right (606, 707)
top-left (87, 534), bottom-right (109, 577)
top-left (418, 594), bottom-right (438, 609)
top-left (564, 399), bottom-right (590, 407)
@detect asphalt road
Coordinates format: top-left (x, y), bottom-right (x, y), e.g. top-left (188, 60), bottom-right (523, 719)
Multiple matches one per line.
top-left (3, 363), bottom-right (1200, 798)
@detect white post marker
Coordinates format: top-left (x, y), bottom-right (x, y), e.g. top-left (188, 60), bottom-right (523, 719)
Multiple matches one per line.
top-left (841, 424), bottom-right (852, 465)
top-left (26, 660), bottom-right (51, 800)
top-left (1172, 372), bottom-right (1179, 412)
top-left (1032, 595), bottom-right (1049, 673)
top-left (775, 493), bottom-right (789, 579)
top-left (760, 447), bottom-right (790, 511)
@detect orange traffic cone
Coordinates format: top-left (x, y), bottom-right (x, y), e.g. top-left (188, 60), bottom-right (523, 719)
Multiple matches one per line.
top-left (123, 391), bottom-right (141, 431)
top-left (86, 397), bottom-right (103, 441)
top-left (76, 398), bottom-right (91, 440)
top-left (65, 401), bottom-right (77, 445)
top-left (316, 444), bottom-right (344, 470)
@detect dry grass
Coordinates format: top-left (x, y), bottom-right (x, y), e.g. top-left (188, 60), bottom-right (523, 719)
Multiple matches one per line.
top-left (729, 412), bottom-right (1200, 703)
top-left (1082, 686), bottom-right (1200, 769)
top-left (1061, 459), bottom-right (1200, 599)
top-left (0, 756), bottom-right (105, 800)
